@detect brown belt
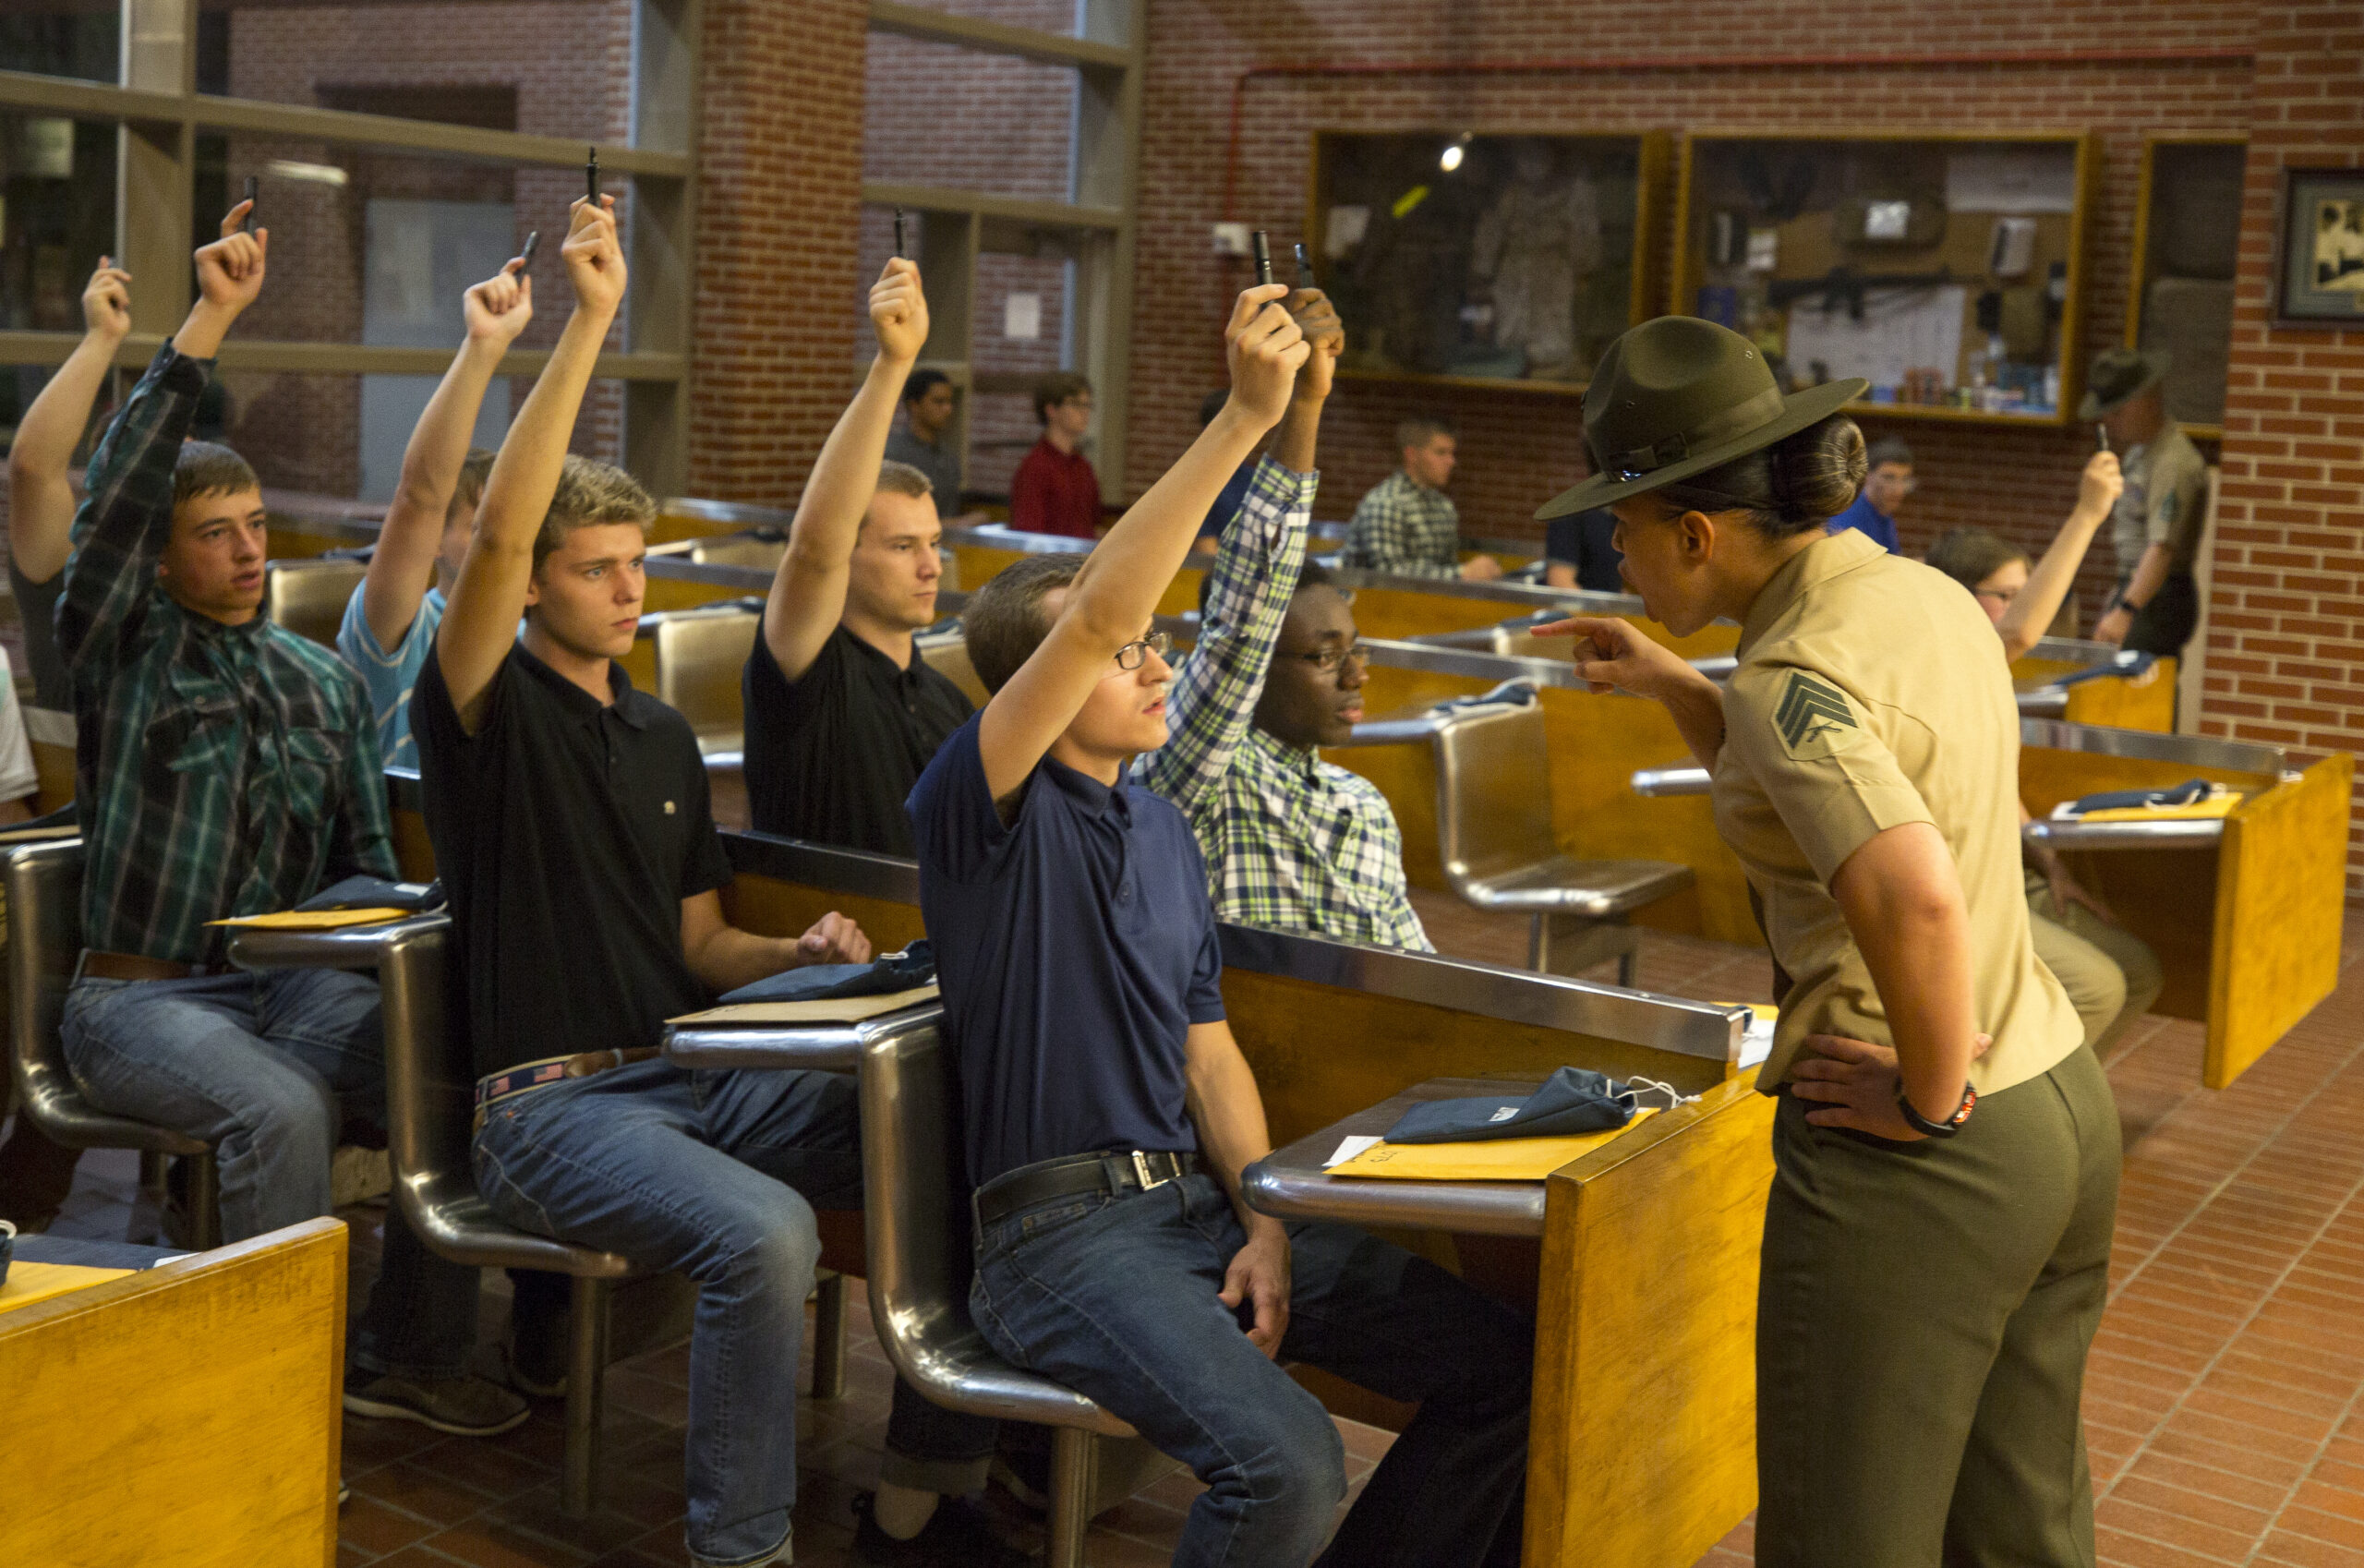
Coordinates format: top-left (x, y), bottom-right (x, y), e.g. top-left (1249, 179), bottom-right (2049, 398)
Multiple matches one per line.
top-left (78, 950), bottom-right (209, 983)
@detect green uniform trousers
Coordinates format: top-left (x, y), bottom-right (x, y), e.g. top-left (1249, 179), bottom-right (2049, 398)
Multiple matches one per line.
top-left (1755, 1043), bottom-right (2120, 1568)
top-left (2027, 874), bottom-right (2165, 1057)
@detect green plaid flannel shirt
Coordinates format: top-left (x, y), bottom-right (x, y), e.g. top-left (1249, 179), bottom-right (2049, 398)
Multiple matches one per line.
top-left (1340, 470), bottom-right (1463, 579)
top-left (1135, 457), bottom-right (1431, 951)
top-left (58, 344), bottom-right (395, 965)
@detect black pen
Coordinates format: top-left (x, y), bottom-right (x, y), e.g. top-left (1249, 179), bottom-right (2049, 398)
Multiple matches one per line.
top-left (1251, 230), bottom-right (1272, 287)
top-left (1295, 241), bottom-right (1312, 284)
top-left (518, 230), bottom-right (540, 272)
top-left (894, 208), bottom-right (908, 259)
top-left (586, 146), bottom-right (599, 206)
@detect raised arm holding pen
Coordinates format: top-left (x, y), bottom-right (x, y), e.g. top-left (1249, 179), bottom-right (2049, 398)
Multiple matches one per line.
top-left (8, 256), bottom-right (132, 586)
top-left (762, 257), bottom-right (931, 683)
top-left (436, 197), bottom-right (623, 733)
top-left (976, 283), bottom-right (1306, 806)
top-left (359, 255), bottom-right (534, 655)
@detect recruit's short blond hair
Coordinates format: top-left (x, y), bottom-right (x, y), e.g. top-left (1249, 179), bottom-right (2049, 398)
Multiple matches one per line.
top-left (534, 454), bottom-right (656, 573)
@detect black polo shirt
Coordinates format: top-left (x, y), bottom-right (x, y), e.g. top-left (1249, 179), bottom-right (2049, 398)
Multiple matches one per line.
top-left (742, 623), bottom-right (973, 856)
top-left (412, 643), bottom-right (732, 1079)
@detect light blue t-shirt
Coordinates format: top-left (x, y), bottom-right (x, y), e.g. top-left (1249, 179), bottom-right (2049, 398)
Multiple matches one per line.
top-left (336, 582), bottom-right (445, 773)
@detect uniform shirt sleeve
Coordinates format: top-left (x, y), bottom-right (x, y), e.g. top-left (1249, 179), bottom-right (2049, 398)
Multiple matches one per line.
top-left (1720, 658), bottom-right (1936, 885)
top-left (908, 714), bottom-right (1015, 884)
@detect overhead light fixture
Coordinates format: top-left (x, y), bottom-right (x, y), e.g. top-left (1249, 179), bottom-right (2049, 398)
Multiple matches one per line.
top-left (266, 159), bottom-right (348, 187)
top-left (1439, 132), bottom-right (1473, 174)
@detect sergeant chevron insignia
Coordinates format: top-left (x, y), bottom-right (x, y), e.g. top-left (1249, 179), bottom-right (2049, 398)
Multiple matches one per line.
top-left (1774, 670), bottom-right (1859, 758)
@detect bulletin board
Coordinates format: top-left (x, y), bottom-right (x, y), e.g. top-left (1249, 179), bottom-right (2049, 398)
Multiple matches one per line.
top-left (1306, 130), bottom-right (1670, 395)
top-left (1673, 131), bottom-right (2099, 428)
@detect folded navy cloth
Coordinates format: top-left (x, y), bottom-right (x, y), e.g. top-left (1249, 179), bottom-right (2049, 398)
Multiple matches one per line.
top-left (718, 941), bottom-right (935, 1006)
top-left (2055, 650), bottom-right (2156, 689)
top-left (1382, 1066), bottom-right (1636, 1145)
top-left (2060, 778), bottom-right (2215, 817)
top-left (296, 875), bottom-right (446, 914)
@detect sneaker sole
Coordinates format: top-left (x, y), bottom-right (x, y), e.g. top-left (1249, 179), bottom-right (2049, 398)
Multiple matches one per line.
top-left (342, 1391), bottom-right (533, 1437)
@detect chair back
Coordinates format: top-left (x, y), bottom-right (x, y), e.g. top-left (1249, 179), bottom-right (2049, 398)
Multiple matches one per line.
top-left (858, 1007), bottom-right (1133, 1434)
top-left (375, 916), bottom-right (630, 1275)
top-left (1432, 692), bottom-right (1558, 898)
top-left (654, 609), bottom-right (760, 753)
top-left (264, 558), bottom-right (368, 649)
top-left (5, 838), bottom-right (207, 1153)
top-left (690, 536), bottom-right (787, 571)
top-left (917, 627), bottom-right (989, 709)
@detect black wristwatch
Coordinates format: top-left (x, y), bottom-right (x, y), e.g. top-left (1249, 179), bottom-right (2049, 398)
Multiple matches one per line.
top-left (1896, 1080), bottom-right (1976, 1139)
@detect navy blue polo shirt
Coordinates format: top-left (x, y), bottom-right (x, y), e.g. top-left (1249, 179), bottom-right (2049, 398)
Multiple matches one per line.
top-left (909, 715), bottom-right (1226, 1188)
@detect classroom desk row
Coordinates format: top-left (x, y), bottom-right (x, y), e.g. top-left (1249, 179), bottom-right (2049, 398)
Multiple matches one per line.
top-left (371, 773), bottom-right (1777, 1568)
top-left (255, 504), bottom-right (2322, 1089)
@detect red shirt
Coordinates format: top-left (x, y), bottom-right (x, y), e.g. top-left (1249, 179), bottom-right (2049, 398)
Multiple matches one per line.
top-left (1010, 437), bottom-right (1102, 539)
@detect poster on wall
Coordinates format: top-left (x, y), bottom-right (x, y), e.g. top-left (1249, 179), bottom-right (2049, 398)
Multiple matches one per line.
top-left (2277, 167), bottom-right (2364, 326)
top-left (1309, 132), bottom-right (1655, 387)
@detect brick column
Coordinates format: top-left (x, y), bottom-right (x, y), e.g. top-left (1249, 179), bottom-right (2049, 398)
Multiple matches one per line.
top-left (2207, 3), bottom-right (2364, 886)
top-left (688, 0), bottom-right (870, 502)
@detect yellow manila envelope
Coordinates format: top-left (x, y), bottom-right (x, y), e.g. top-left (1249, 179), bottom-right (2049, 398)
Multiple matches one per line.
top-left (208, 908), bottom-right (413, 931)
top-left (2069, 792), bottom-right (2240, 824)
top-left (0, 1261), bottom-right (134, 1313)
top-left (1331, 1107), bottom-right (1659, 1181)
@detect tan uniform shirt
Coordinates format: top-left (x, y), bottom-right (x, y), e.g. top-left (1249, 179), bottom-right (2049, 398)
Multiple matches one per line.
top-left (2107, 423), bottom-right (2209, 576)
top-left (1713, 528), bottom-right (2084, 1098)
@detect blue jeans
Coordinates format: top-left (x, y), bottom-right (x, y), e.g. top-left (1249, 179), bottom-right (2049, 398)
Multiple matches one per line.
top-left (971, 1171), bottom-right (1533, 1568)
top-left (473, 1058), bottom-right (995, 1568)
top-left (60, 968), bottom-right (477, 1380)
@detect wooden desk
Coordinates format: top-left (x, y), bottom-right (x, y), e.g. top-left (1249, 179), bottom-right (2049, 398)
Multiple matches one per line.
top-left (1248, 1073), bottom-right (1776, 1568)
top-left (0, 1219), bottom-right (346, 1568)
top-left (1247, 1077), bottom-right (1552, 1236)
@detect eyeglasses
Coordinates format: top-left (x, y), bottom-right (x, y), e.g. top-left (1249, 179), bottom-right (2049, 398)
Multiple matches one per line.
top-left (1973, 586), bottom-right (2019, 606)
top-left (1281, 643), bottom-right (1370, 674)
top-left (1114, 632), bottom-right (1171, 671)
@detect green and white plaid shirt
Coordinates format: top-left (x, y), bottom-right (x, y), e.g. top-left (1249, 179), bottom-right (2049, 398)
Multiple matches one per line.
top-left (1340, 469), bottom-right (1463, 579)
top-left (59, 344), bottom-right (395, 965)
top-left (1135, 457), bottom-right (1431, 952)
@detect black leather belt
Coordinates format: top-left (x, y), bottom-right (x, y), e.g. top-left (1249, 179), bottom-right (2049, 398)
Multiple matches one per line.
top-left (974, 1149), bottom-right (1200, 1228)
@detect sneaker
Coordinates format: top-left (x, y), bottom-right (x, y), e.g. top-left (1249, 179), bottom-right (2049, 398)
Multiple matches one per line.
top-left (986, 1452), bottom-right (1050, 1514)
top-left (852, 1493), bottom-right (1033, 1567)
top-left (343, 1372), bottom-right (531, 1437)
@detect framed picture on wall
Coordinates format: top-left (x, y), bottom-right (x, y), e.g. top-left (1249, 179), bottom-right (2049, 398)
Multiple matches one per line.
top-left (1306, 130), bottom-right (1670, 394)
top-left (2276, 167), bottom-right (2364, 327)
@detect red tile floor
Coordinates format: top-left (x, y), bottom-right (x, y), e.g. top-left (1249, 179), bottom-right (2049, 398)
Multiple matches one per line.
top-left (37, 899), bottom-right (2364, 1566)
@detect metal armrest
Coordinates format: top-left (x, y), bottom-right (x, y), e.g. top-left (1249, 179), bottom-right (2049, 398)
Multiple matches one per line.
top-left (2022, 816), bottom-right (2225, 850)
top-left (223, 912), bottom-right (449, 973)
top-left (1631, 766), bottom-right (1711, 798)
top-left (662, 1000), bottom-right (946, 1072)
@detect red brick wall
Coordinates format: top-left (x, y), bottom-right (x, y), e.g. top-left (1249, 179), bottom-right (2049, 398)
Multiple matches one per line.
top-left (1128, 2), bottom-right (2256, 629)
top-left (2203, 4), bottom-right (2364, 884)
top-left (685, 0), bottom-right (871, 503)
